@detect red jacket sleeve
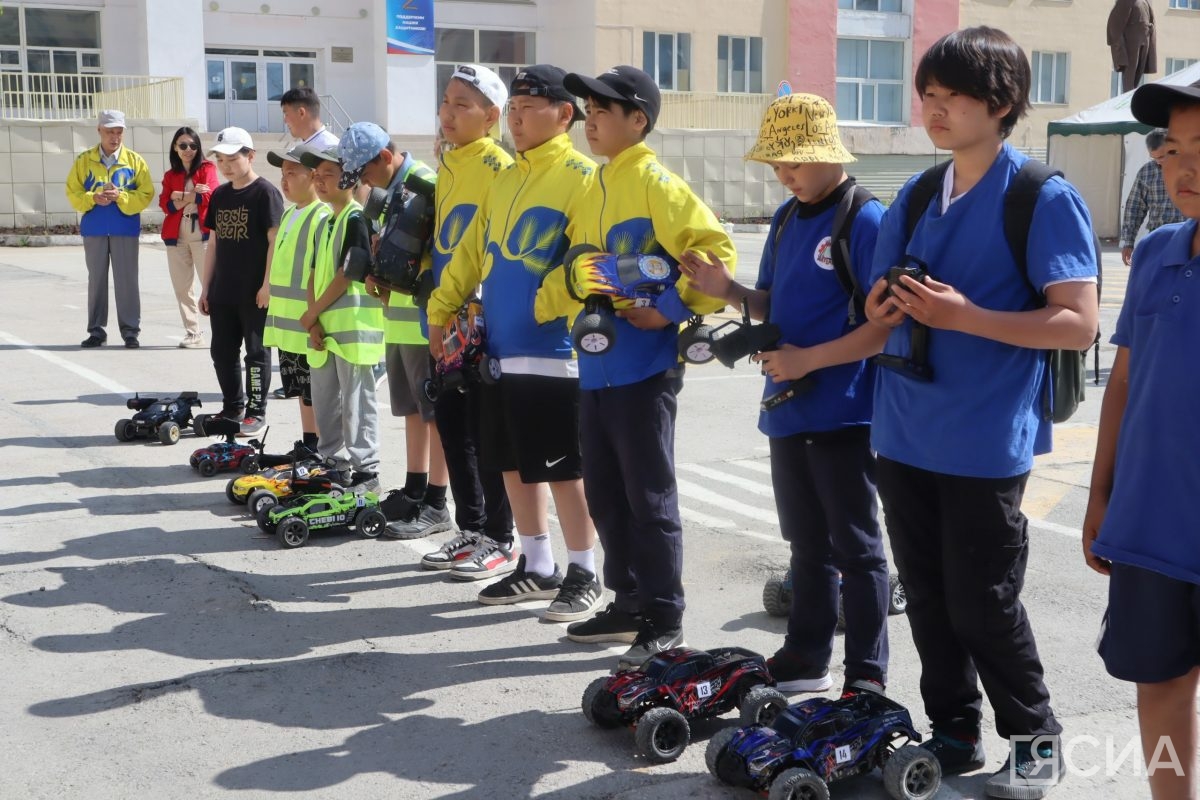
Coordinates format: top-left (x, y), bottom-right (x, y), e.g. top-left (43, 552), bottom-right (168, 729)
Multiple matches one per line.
top-left (159, 169), bottom-right (180, 214)
top-left (195, 161), bottom-right (218, 234)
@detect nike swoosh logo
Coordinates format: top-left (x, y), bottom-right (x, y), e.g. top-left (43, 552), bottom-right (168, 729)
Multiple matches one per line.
top-left (634, 94), bottom-right (647, 103)
top-left (545, 456), bottom-right (567, 468)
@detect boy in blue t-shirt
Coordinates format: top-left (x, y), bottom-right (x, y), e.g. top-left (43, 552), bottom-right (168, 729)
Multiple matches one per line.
top-left (683, 93), bottom-right (891, 696)
top-left (1085, 78), bottom-right (1200, 800)
top-left (863, 27), bottom-right (1098, 799)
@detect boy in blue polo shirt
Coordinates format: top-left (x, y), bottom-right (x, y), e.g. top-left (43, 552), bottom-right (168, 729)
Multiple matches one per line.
top-left (683, 92), bottom-right (890, 696)
top-left (1085, 78), bottom-right (1200, 800)
top-left (863, 27), bottom-right (1098, 799)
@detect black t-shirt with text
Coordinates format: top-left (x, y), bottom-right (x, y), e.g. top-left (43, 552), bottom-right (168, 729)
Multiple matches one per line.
top-left (204, 177), bottom-right (284, 304)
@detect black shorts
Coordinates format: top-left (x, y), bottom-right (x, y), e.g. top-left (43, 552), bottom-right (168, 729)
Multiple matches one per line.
top-left (480, 373), bottom-right (582, 483)
top-left (277, 350), bottom-right (312, 406)
top-left (1098, 561), bottom-right (1200, 684)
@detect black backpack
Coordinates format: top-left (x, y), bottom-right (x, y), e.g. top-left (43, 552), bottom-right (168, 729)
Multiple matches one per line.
top-left (774, 181), bottom-right (876, 326)
top-left (902, 159), bottom-right (1102, 423)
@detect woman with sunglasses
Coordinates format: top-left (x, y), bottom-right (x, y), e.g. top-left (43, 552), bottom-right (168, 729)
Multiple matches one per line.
top-left (159, 126), bottom-right (218, 348)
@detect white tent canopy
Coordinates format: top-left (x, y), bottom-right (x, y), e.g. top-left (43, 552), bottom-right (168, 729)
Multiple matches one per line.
top-left (1047, 62), bottom-right (1200, 239)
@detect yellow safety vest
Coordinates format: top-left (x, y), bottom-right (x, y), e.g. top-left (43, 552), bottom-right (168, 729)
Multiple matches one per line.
top-left (308, 201), bottom-right (385, 367)
top-left (264, 201), bottom-right (330, 354)
top-left (381, 157), bottom-right (438, 345)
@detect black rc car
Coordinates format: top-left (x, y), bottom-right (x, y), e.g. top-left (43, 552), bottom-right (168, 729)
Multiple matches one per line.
top-left (114, 392), bottom-right (202, 445)
top-left (582, 646), bottom-right (788, 763)
top-left (706, 691), bottom-right (940, 800)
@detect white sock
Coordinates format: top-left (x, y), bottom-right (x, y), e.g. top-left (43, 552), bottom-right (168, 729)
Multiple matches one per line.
top-left (519, 533), bottom-right (555, 577)
top-left (567, 548), bottom-right (596, 575)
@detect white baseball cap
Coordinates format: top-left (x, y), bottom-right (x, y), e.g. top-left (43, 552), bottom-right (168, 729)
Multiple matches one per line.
top-left (98, 109), bottom-right (125, 128)
top-left (209, 126), bottom-right (254, 155)
top-left (451, 64), bottom-right (508, 109)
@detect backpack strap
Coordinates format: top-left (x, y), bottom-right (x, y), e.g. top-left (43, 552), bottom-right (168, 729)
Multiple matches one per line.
top-left (904, 161), bottom-right (951, 240)
top-left (830, 182), bottom-right (876, 326)
top-left (1003, 160), bottom-right (1062, 282)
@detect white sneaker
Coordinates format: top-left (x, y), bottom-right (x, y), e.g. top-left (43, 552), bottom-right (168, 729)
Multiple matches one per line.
top-left (179, 332), bottom-right (206, 349)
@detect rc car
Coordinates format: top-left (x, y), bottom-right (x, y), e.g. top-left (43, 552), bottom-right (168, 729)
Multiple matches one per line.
top-left (423, 298), bottom-right (498, 401)
top-left (262, 491), bottom-right (385, 548)
top-left (706, 691), bottom-right (940, 800)
top-left (565, 245), bottom-right (682, 356)
top-left (189, 432), bottom-right (267, 478)
top-left (224, 440), bottom-right (330, 505)
top-left (114, 392), bottom-right (202, 445)
top-left (581, 646), bottom-right (788, 763)
top-left (251, 469), bottom-right (350, 529)
top-left (763, 571), bottom-right (908, 630)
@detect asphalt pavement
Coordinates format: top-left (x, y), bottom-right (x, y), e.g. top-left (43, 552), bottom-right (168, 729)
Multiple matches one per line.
top-left (0, 238), bottom-right (1151, 799)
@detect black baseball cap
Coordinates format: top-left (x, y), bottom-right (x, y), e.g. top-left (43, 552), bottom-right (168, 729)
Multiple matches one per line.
top-left (510, 65), bottom-right (585, 122)
top-left (1132, 78), bottom-right (1200, 128)
top-left (564, 66), bottom-right (661, 130)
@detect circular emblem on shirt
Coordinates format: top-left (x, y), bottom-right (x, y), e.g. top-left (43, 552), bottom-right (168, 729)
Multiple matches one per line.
top-left (639, 255), bottom-right (672, 280)
top-left (814, 236), bottom-right (835, 271)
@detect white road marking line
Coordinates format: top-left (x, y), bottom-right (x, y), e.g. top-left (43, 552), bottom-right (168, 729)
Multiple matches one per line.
top-left (1027, 517), bottom-right (1080, 539)
top-left (679, 462), bottom-right (774, 497)
top-left (62, 304), bottom-right (80, 310)
top-left (728, 459), bottom-right (772, 475)
top-left (676, 477), bottom-right (779, 525)
top-left (679, 505), bottom-right (735, 529)
top-left (0, 329), bottom-right (132, 395)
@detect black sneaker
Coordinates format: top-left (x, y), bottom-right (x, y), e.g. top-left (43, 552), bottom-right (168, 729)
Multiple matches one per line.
top-left (80, 335), bottom-right (106, 348)
top-left (767, 650), bottom-right (834, 693)
top-left (477, 555), bottom-right (562, 605)
top-left (566, 603), bottom-right (640, 644)
top-left (380, 489), bottom-right (421, 523)
top-left (616, 619), bottom-right (684, 670)
top-left (543, 563), bottom-right (602, 622)
top-left (985, 737), bottom-right (1062, 799)
top-left (922, 730), bottom-right (987, 776)
top-left (124, 336), bottom-right (140, 348)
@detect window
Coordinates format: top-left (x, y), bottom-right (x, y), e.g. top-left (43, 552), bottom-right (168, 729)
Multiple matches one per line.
top-left (0, 6), bottom-right (103, 74)
top-left (718, 36), bottom-right (763, 93)
top-left (838, 0), bottom-right (903, 11)
top-left (434, 27), bottom-right (534, 106)
top-left (1031, 51), bottom-right (1069, 104)
top-left (836, 38), bottom-right (905, 123)
top-left (1168, 0), bottom-right (1200, 9)
top-left (643, 32), bottom-right (691, 91)
top-left (1166, 57), bottom-right (1198, 75)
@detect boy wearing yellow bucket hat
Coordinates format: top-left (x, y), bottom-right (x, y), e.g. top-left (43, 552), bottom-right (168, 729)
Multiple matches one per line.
top-left (682, 92), bottom-right (892, 696)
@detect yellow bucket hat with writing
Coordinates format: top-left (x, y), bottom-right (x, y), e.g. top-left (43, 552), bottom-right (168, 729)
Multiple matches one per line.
top-left (745, 93), bottom-right (855, 165)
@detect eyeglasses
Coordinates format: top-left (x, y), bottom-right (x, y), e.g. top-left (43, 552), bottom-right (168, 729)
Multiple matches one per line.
top-left (176, 142), bottom-right (199, 151)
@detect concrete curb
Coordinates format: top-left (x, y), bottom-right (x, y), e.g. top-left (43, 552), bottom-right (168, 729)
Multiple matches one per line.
top-left (0, 233), bottom-right (162, 247)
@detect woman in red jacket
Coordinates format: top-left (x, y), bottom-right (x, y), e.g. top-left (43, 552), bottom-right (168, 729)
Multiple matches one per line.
top-left (160, 126), bottom-right (217, 348)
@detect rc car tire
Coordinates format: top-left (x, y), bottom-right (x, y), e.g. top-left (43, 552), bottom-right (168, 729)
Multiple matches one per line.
top-left (581, 676), bottom-right (622, 729)
top-left (768, 767), bottom-right (830, 800)
top-left (225, 478), bottom-right (243, 504)
top-left (356, 508), bottom-right (386, 539)
top-left (762, 573), bottom-right (790, 617)
top-left (480, 353), bottom-right (501, 384)
top-left (114, 419), bottom-right (136, 442)
top-left (679, 323), bottom-right (717, 365)
top-left (277, 518), bottom-right (309, 549)
top-left (572, 311), bottom-right (616, 355)
top-left (240, 455), bottom-right (260, 475)
top-left (739, 685), bottom-right (788, 728)
top-left (882, 744), bottom-right (942, 800)
top-left (192, 414), bottom-right (209, 437)
top-left (256, 502), bottom-right (277, 533)
top-left (247, 489), bottom-right (278, 517)
top-left (889, 574), bottom-right (908, 616)
top-left (635, 706), bottom-right (690, 763)
top-left (422, 378), bottom-right (439, 403)
top-left (158, 421), bottom-right (181, 445)
top-left (198, 460), bottom-right (218, 478)
top-left (704, 726), bottom-right (738, 778)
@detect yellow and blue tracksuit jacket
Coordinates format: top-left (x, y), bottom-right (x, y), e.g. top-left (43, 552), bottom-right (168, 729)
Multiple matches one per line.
top-left (65, 145), bottom-right (155, 237)
top-left (540, 142), bottom-right (736, 389)
top-left (427, 133), bottom-right (596, 361)
top-left (432, 137), bottom-right (515, 294)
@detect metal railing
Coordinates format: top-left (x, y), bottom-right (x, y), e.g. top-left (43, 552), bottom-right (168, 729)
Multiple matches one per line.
top-left (0, 72), bottom-right (185, 121)
top-left (658, 91), bottom-right (775, 130)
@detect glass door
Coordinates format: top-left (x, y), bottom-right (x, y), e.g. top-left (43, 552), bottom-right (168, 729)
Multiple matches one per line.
top-left (228, 59), bottom-right (260, 130)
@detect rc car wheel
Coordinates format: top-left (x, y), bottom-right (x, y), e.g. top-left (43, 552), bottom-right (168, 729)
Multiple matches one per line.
top-left (422, 378), bottom-right (439, 403)
top-left (634, 706), bottom-right (690, 763)
top-left (889, 575), bottom-right (908, 616)
top-left (678, 323), bottom-right (717, 365)
top-left (572, 311), bottom-right (616, 355)
top-left (247, 489), bottom-right (278, 517)
top-left (355, 508), bottom-right (386, 539)
top-left (581, 676), bottom-right (622, 729)
top-left (256, 503), bottom-right (277, 533)
top-left (225, 478), bottom-right (243, 505)
top-left (277, 518), bottom-right (309, 549)
top-left (114, 419), bottom-right (136, 442)
top-left (704, 726), bottom-right (738, 778)
top-left (739, 685), bottom-right (788, 728)
top-left (768, 767), bottom-right (830, 800)
top-left (480, 353), bottom-right (501, 384)
top-left (158, 421), bottom-right (181, 445)
top-left (198, 460), bottom-right (218, 478)
top-left (882, 744), bottom-right (942, 800)
top-left (762, 572), bottom-right (790, 617)
top-left (192, 413), bottom-right (210, 437)
top-left (240, 455), bottom-right (260, 475)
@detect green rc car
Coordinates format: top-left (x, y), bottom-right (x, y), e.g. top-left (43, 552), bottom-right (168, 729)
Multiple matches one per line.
top-left (263, 491), bottom-right (386, 549)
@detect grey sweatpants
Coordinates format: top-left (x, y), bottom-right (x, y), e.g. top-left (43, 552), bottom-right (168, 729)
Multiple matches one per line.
top-left (310, 354), bottom-right (381, 475)
top-left (84, 234), bottom-right (140, 339)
